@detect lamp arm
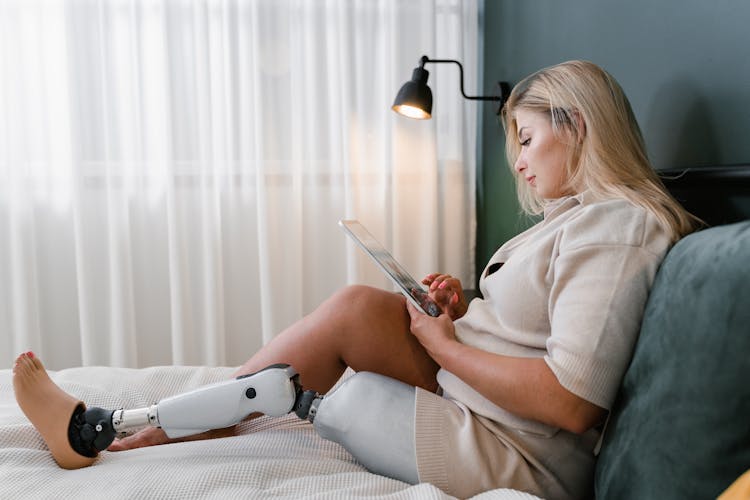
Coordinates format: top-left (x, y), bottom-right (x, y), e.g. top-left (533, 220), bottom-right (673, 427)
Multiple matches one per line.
top-left (420, 55), bottom-right (500, 102)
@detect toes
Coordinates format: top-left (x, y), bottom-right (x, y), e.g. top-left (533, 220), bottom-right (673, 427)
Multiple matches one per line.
top-left (13, 352), bottom-right (44, 374)
top-left (13, 354), bottom-right (28, 374)
top-left (29, 354), bottom-right (44, 370)
top-left (16, 352), bottom-right (32, 366)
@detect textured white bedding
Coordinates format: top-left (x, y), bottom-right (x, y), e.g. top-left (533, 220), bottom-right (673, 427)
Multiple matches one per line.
top-left (0, 365), bottom-right (540, 499)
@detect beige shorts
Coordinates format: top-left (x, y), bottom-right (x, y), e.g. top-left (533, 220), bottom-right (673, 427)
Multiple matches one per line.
top-left (413, 387), bottom-right (598, 500)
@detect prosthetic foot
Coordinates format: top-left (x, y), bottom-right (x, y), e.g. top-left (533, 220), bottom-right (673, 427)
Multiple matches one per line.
top-left (12, 352), bottom-right (97, 469)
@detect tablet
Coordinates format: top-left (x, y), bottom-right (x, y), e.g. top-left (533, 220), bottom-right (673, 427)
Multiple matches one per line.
top-left (339, 219), bottom-right (440, 317)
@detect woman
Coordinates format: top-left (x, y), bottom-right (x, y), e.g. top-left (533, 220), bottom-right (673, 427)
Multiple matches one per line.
top-left (13, 60), bottom-right (700, 499)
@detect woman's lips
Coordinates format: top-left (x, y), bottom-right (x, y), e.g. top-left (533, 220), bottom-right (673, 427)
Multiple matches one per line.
top-left (526, 175), bottom-right (536, 186)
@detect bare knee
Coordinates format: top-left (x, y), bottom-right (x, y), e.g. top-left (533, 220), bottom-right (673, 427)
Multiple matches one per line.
top-left (325, 285), bottom-right (404, 320)
top-left (312, 284), bottom-right (436, 391)
top-left (330, 284), bottom-right (397, 304)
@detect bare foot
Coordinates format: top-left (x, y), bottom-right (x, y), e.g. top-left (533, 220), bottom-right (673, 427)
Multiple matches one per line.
top-left (12, 352), bottom-right (97, 469)
top-left (108, 425), bottom-right (236, 451)
top-left (107, 426), bottom-right (172, 451)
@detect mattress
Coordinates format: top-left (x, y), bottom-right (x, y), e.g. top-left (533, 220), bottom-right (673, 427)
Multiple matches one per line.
top-left (0, 364), bottom-right (540, 499)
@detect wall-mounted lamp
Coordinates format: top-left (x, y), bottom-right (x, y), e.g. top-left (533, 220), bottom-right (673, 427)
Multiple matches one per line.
top-left (392, 55), bottom-right (511, 119)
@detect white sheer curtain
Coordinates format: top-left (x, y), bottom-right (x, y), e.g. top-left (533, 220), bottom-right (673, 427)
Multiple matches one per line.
top-left (0, 0), bottom-right (479, 370)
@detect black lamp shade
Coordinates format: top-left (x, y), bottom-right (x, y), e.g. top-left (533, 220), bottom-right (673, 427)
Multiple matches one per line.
top-left (392, 67), bottom-right (432, 119)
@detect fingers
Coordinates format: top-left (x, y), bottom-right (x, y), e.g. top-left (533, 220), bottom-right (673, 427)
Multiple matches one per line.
top-left (429, 277), bottom-right (463, 309)
top-left (421, 273), bottom-right (440, 285)
top-left (422, 274), bottom-right (466, 319)
top-left (424, 274), bottom-right (462, 292)
top-left (406, 300), bottom-right (416, 316)
top-left (405, 300), bottom-right (423, 320)
top-left (424, 272), bottom-right (462, 287)
top-left (422, 273), bottom-right (455, 287)
top-left (429, 274), bottom-right (450, 290)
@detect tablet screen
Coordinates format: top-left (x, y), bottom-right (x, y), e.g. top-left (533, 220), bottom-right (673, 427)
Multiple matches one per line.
top-left (339, 220), bottom-right (440, 317)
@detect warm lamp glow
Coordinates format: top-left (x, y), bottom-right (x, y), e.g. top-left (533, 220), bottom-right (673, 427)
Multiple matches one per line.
top-left (392, 104), bottom-right (430, 120)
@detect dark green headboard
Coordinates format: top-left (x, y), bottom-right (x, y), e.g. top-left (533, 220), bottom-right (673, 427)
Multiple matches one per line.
top-left (661, 165), bottom-right (750, 226)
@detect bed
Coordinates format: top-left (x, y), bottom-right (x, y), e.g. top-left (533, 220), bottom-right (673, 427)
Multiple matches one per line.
top-left (2, 165), bottom-right (748, 499)
top-left (0, 364), bottom-right (538, 499)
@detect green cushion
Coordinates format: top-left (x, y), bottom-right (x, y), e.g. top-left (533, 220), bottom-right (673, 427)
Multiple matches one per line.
top-left (595, 221), bottom-right (750, 500)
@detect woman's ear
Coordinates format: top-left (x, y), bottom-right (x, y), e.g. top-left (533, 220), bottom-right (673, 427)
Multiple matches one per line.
top-left (571, 109), bottom-right (586, 144)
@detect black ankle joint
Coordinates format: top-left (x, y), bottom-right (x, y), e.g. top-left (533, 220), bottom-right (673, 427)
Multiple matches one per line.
top-left (68, 405), bottom-right (117, 457)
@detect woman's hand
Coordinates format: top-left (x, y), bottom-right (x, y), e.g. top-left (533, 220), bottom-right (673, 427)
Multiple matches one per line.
top-left (408, 297), bottom-right (606, 434)
top-left (422, 273), bottom-right (469, 320)
top-left (405, 301), bottom-right (459, 363)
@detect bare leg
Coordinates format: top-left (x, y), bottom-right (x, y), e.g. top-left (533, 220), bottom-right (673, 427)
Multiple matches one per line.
top-left (110, 285), bottom-right (439, 451)
top-left (233, 285), bottom-right (439, 392)
top-left (12, 352), bottom-right (97, 469)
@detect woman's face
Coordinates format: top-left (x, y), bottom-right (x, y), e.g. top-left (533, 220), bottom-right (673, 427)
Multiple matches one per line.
top-left (513, 109), bottom-right (571, 200)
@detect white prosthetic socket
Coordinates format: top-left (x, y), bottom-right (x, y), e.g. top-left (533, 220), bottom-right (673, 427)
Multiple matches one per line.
top-left (310, 372), bottom-right (420, 485)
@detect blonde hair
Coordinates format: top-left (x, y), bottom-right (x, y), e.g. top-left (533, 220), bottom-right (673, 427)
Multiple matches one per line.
top-left (502, 60), bottom-right (701, 242)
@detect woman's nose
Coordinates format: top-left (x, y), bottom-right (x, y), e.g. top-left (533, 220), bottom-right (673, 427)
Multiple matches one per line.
top-left (514, 156), bottom-right (526, 173)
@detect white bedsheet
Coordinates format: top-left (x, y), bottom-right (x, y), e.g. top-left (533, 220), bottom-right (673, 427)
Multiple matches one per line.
top-left (0, 365), bottom-right (541, 499)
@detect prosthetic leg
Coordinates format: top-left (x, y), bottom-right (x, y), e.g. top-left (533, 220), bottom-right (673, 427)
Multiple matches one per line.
top-left (68, 365), bottom-right (419, 484)
top-left (68, 364), bottom-right (315, 454)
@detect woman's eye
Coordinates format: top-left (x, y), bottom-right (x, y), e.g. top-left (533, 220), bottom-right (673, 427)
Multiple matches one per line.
top-left (520, 138), bottom-right (531, 146)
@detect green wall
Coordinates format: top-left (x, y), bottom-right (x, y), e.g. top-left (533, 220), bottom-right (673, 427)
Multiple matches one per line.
top-left (477, 0), bottom-right (750, 279)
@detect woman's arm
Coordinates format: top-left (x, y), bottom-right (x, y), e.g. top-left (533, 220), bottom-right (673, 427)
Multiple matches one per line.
top-left (405, 302), bottom-right (606, 434)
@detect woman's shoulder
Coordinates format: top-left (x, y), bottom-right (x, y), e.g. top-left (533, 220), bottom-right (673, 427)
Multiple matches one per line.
top-left (559, 196), bottom-right (670, 254)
